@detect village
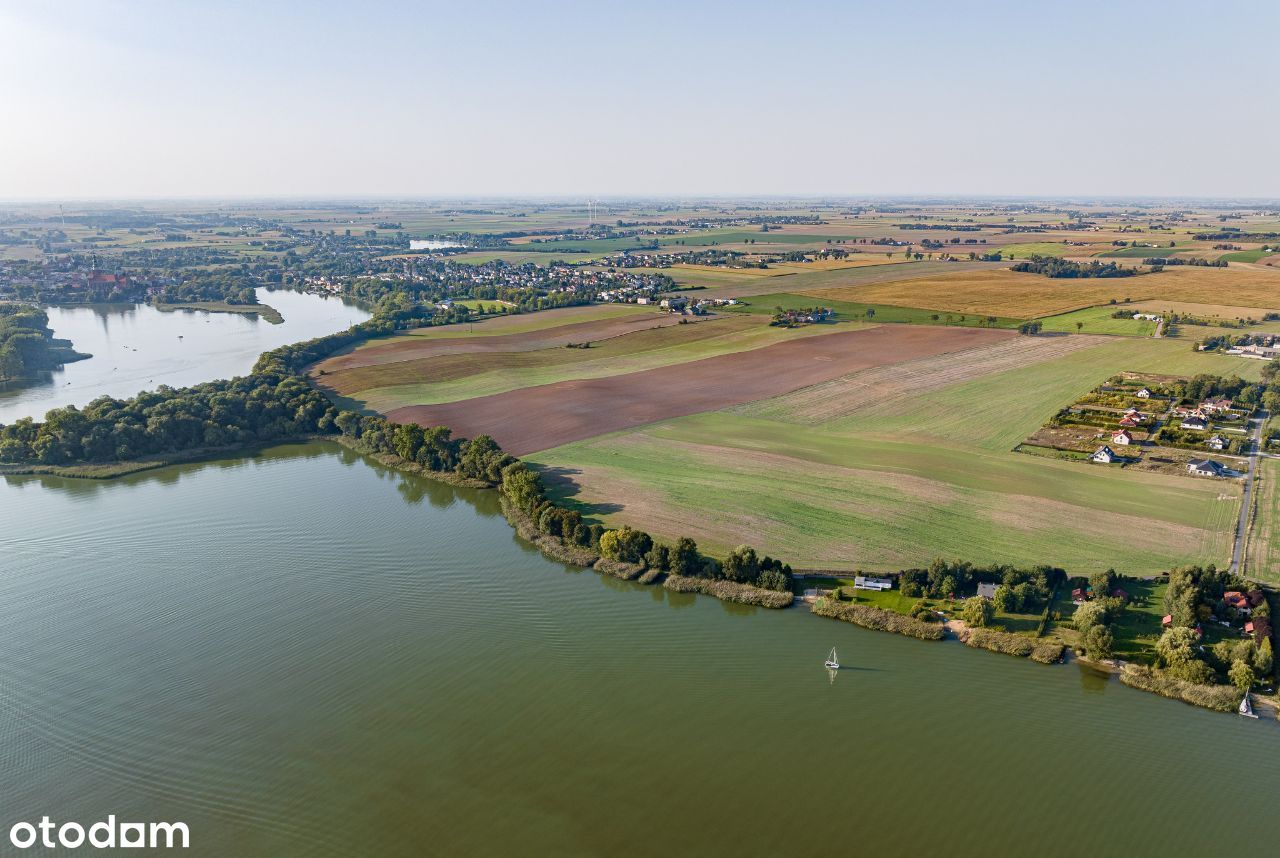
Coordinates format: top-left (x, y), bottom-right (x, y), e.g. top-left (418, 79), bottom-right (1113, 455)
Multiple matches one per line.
top-left (1018, 372), bottom-right (1258, 480)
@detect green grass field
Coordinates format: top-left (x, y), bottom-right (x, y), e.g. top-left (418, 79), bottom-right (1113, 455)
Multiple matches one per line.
top-left (1246, 459), bottom-right (1280, 583)
top-left (1100, 245), bottom-right (1193, 258)
top-left (722, 292), bottom-right (1025, 329)
top-left (528, 335), bottom-right (1264, 573)
top-left (998, 242), bottom-right (1098, 258)
top-left (1221, 249), bottom-right (1278, 264)
top-left (1036, 306), bottom-right (1157, 336)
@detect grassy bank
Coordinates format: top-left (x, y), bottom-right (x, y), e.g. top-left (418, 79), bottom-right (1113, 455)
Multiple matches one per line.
top-left (1119, 664), bottom-right (1240, 713)
top-left (663, 575), bottom-right (794, 608)
top-left (964, 628), bottom-right (1064, 664)
top-left (811, 597), bottom-right (945, 640)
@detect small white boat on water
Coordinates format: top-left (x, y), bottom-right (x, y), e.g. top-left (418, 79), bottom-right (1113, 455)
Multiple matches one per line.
top-left (1239, 693), bottom-right (1258, 719)
top-left (824, 647), bottom-right (840, 670)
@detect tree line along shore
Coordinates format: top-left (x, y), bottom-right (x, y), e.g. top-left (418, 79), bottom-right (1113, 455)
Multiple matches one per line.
top-left (1, 298), bottom-right (1278, 718)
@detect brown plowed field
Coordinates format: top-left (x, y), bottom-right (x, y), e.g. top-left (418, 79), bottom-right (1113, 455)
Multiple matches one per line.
top-left (387, 325), bottom-right (1014, 455)
top-left (315, 307), bottom-right (683, 373)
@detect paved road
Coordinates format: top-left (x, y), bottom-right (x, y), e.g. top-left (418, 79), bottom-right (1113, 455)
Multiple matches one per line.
top-left (1230, 412), bottom-right (1268, 574)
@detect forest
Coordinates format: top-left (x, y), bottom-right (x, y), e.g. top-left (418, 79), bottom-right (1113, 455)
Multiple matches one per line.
top-left (1010, 256), bottom-right (1141, 278)
top-left (0, 304), bottom-right (89, 383)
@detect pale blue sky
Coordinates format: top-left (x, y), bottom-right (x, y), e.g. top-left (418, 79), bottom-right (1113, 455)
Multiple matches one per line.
top-left (1, 0), bottom-right (1276, 199)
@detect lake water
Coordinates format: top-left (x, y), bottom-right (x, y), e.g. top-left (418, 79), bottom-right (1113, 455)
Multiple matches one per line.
top-left (3, 440), bottom-right (1278, 856)
top-left (0, 289), bottom-right (370, 425)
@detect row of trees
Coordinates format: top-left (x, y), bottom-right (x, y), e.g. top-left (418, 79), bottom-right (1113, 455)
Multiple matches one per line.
top-left (499, 460), bottom-right (793, 591)
top-left (1167, 366), bottom-right (1280, 413)
top-left (898, 558), bottom-right (1064, 613)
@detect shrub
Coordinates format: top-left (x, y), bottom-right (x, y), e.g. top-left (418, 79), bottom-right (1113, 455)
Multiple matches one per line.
top-left (812, 598), bottom-right (944, 641)
top-left (1120, 665), bottom-right (1239, 713)
top-left (663, 575), bottom-right (793, 609)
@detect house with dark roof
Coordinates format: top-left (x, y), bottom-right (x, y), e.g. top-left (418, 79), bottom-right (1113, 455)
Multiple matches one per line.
top-left (1187, 459), bottom-right (1225, 477)
top-left (1090, 446), bottom-right (1118, 464)
top-left (1180, 415), bottom-right (1208, 431)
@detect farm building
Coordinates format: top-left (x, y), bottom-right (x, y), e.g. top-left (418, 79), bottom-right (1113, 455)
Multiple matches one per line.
top-left (1187, 459), bottom-right (1225, 478)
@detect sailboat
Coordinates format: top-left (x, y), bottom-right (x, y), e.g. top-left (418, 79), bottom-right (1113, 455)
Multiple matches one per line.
top-left (824, 647), bottom-right (840, 670)
top-left (1239, 692), bottom-right (1258, 719)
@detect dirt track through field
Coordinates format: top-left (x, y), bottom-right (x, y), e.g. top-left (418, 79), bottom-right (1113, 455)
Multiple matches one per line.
top-left (387, 325), bottom-right (1015, 454)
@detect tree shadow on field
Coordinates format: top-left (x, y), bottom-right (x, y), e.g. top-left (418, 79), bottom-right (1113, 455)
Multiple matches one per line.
top-left (531, 465), bottom-right (624, 519)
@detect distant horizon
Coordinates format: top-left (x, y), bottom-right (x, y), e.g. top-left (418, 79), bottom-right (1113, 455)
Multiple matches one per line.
top-left (4, 193), bottom-right (1280, 207)
top-left (3, 0), bottom-right (1277, 200)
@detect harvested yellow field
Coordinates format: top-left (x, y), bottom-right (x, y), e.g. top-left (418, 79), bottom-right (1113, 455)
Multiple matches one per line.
top-left (1148, 266), bottom-right (1280, 309)
top-left (799, 269), bottom-right (1142, 317)
top-left (1127, 299), bottom-right (1280, 318)
top-left (798, 265), bottom-right (1280, 318)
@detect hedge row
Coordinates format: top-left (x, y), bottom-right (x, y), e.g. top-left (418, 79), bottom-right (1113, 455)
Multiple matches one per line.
top-left (965, 628), bottom-right (1063, 663)
top-left (663, 575), bottom-right (794, 609)
top-left (811, 598), bottom-right (944, 640)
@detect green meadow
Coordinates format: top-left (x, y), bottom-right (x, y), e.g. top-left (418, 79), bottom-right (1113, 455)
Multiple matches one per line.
top-left (1036, 305), bottom-right (1157, 336)
top-left (528, 335), bottom-right (1264, 573)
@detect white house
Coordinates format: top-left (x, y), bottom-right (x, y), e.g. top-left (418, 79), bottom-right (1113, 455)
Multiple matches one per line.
top-left (853, 576), bottom-right (894, 591)
top-left (1207, 435), bottom-right (1228, 451)
top-left (1136, 387), bottom-right (1152, 398)
top-left (1112, 429), bottom-right (1133, 446)
top-left (1187, 459), bottom-right (1226, 477)
top-left (1090, 446), bottom-right (1117, 464)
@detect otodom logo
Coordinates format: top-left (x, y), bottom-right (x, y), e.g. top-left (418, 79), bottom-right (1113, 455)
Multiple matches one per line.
top-left (8, 816), bottom-right (189, 850)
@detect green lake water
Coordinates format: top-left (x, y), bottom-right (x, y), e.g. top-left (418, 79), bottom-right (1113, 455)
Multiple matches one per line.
top-left (0, 289), bottom-right (369, 425)
top-left (2, 440), bottom-right (1278, 856)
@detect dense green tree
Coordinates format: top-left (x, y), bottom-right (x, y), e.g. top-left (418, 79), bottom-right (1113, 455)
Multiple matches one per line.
top-left (960, 596), bottom-right (993, 628)
top-left (1229, 659), bottom-right (1256, 692)
top-left (671, 538), bottom-right (701, 576)
top-left (1084, 624), bottom-right (1114, 660)
top-left (598, 526), bottom-right (653, 564)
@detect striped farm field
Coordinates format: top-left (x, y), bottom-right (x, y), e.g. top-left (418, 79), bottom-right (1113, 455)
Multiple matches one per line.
top-left (1246, 459), bottom-right (1280, 584)
top-left (526, 334), bottom-right (1264, 573)
top-left (314, 314), bottom-right (865, 413)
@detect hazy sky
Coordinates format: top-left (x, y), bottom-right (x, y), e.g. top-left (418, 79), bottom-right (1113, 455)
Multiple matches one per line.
top-left (2, 0), bottom-right (1276, 200)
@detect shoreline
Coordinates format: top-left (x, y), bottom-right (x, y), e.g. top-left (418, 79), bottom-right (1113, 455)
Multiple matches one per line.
top-left (6, 433), bottom-right (1274, 721)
